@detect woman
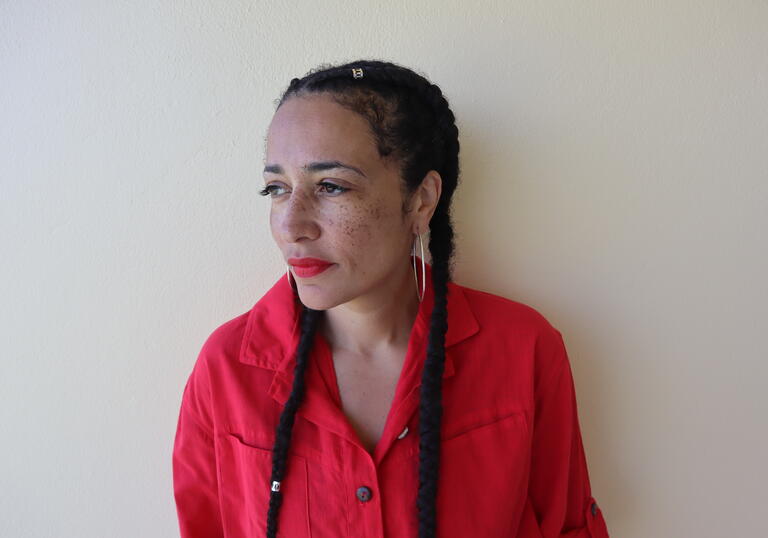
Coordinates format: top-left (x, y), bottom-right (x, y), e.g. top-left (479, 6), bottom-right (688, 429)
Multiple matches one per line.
top-left (173, 59), bottom-right (610, 538)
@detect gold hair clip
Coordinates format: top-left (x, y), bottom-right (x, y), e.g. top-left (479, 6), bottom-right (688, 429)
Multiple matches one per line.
top-left (351, 68), bottom-right (364, 79)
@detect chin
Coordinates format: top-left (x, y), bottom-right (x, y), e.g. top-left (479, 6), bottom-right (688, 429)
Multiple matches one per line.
top-left (294, 285), bottom-right (338, 311)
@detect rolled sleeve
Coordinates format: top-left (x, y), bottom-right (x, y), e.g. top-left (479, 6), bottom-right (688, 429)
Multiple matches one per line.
top-left (522, 326), bottom-right (610, 538)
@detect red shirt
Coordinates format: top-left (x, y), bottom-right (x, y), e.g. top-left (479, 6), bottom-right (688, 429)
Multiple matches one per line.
top-left (172, 259), bottom-right (611, 537)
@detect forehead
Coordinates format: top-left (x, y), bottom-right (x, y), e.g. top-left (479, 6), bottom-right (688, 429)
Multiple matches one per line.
top-left (266, 93), bottom-right (379, 168)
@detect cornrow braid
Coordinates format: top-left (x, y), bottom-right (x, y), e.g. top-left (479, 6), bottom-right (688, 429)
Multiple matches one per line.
top-left (266, 59), bottom-right (461, 538)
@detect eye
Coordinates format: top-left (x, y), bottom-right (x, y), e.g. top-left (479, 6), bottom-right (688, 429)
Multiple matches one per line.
top-left (258, 184), bottom-right (284, 197)
top-left (317, 181), bottom-right (350, 196)
top-left (258, 181), bottom-right (350, 198)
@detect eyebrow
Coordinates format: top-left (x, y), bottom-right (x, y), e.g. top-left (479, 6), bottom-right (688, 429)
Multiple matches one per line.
top-left (263, 160), bottom-right (367, 178)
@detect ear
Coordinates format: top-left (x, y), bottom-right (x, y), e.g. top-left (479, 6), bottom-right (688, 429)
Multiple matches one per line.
top-left (411, 170), bottom-right (443, 234)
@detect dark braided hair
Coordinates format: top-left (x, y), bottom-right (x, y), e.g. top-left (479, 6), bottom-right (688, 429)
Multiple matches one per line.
top-left (265, 59), bottom-right (461, 538)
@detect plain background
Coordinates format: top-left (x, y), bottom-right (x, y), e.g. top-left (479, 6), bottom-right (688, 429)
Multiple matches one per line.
top-left (2, 1), bottom-right (766, 537)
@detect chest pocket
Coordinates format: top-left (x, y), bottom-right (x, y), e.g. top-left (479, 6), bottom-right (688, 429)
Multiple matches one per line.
top-left (216, 433), bottom-right (310, 538)
top-left (436, 409), bottom-right (532, 536)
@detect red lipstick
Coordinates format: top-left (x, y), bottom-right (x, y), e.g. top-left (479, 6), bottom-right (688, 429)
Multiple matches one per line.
top-left (288, 257), bottom-right (334, 278)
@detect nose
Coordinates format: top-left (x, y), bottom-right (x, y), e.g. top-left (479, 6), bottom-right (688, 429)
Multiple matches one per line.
top-left (272, 188), bottom-right (321, 244)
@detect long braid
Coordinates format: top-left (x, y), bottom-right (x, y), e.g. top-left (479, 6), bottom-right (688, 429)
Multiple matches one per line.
top-left (417, 210), bottom-right (452, 536)
top-left (370, 64), bottom-right (461, 537)
top-left (266, 301), bottom-right (323, 538)
top-left (266, 59), bottom-right (461, 538)
top-left (413, 83), bottom-right (460, 538)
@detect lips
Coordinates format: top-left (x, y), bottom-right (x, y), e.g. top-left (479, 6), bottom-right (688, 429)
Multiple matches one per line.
top-left (288, 257), bottom-right (334, 278)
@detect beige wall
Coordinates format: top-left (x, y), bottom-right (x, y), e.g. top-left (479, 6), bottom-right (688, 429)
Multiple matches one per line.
top-left (2, 1), bottom-right (766, 536)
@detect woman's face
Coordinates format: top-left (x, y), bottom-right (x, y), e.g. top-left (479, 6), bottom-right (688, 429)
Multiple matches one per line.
top-left (263, 92), bottom-right (427, 311)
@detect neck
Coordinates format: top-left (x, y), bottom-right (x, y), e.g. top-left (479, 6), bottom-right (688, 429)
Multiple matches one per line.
top-left (321, 258), bottom-right (420, 356)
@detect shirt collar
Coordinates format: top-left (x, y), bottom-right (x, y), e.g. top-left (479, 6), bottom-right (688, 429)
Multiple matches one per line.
top-left (238, 257), bottom-right (480, 371)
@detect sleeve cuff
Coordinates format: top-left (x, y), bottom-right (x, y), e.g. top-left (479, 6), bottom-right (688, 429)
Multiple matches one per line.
top-left (583, 496), bottom-right (610, 538)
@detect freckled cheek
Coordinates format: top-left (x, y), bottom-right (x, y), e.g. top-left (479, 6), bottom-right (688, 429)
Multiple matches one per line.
top-left (336, 201), bottom-right (399, 250)
top-left (332, 207), bottom-right (371, 248)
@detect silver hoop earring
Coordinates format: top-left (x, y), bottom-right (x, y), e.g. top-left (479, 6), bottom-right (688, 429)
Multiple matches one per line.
top-left (411, 232), bottom-right (426, 302)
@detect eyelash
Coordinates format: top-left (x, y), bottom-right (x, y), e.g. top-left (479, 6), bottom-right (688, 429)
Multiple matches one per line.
top-left (258, 181), bottom-right (350, 198)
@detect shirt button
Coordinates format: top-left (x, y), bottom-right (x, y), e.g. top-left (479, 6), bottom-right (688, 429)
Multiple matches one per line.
top-left (356, 486), bottom-right (373, 502)
top-left (397, 426), bottom-right (409, 439)
top-left (591, 502), bottom-right (598, 516)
